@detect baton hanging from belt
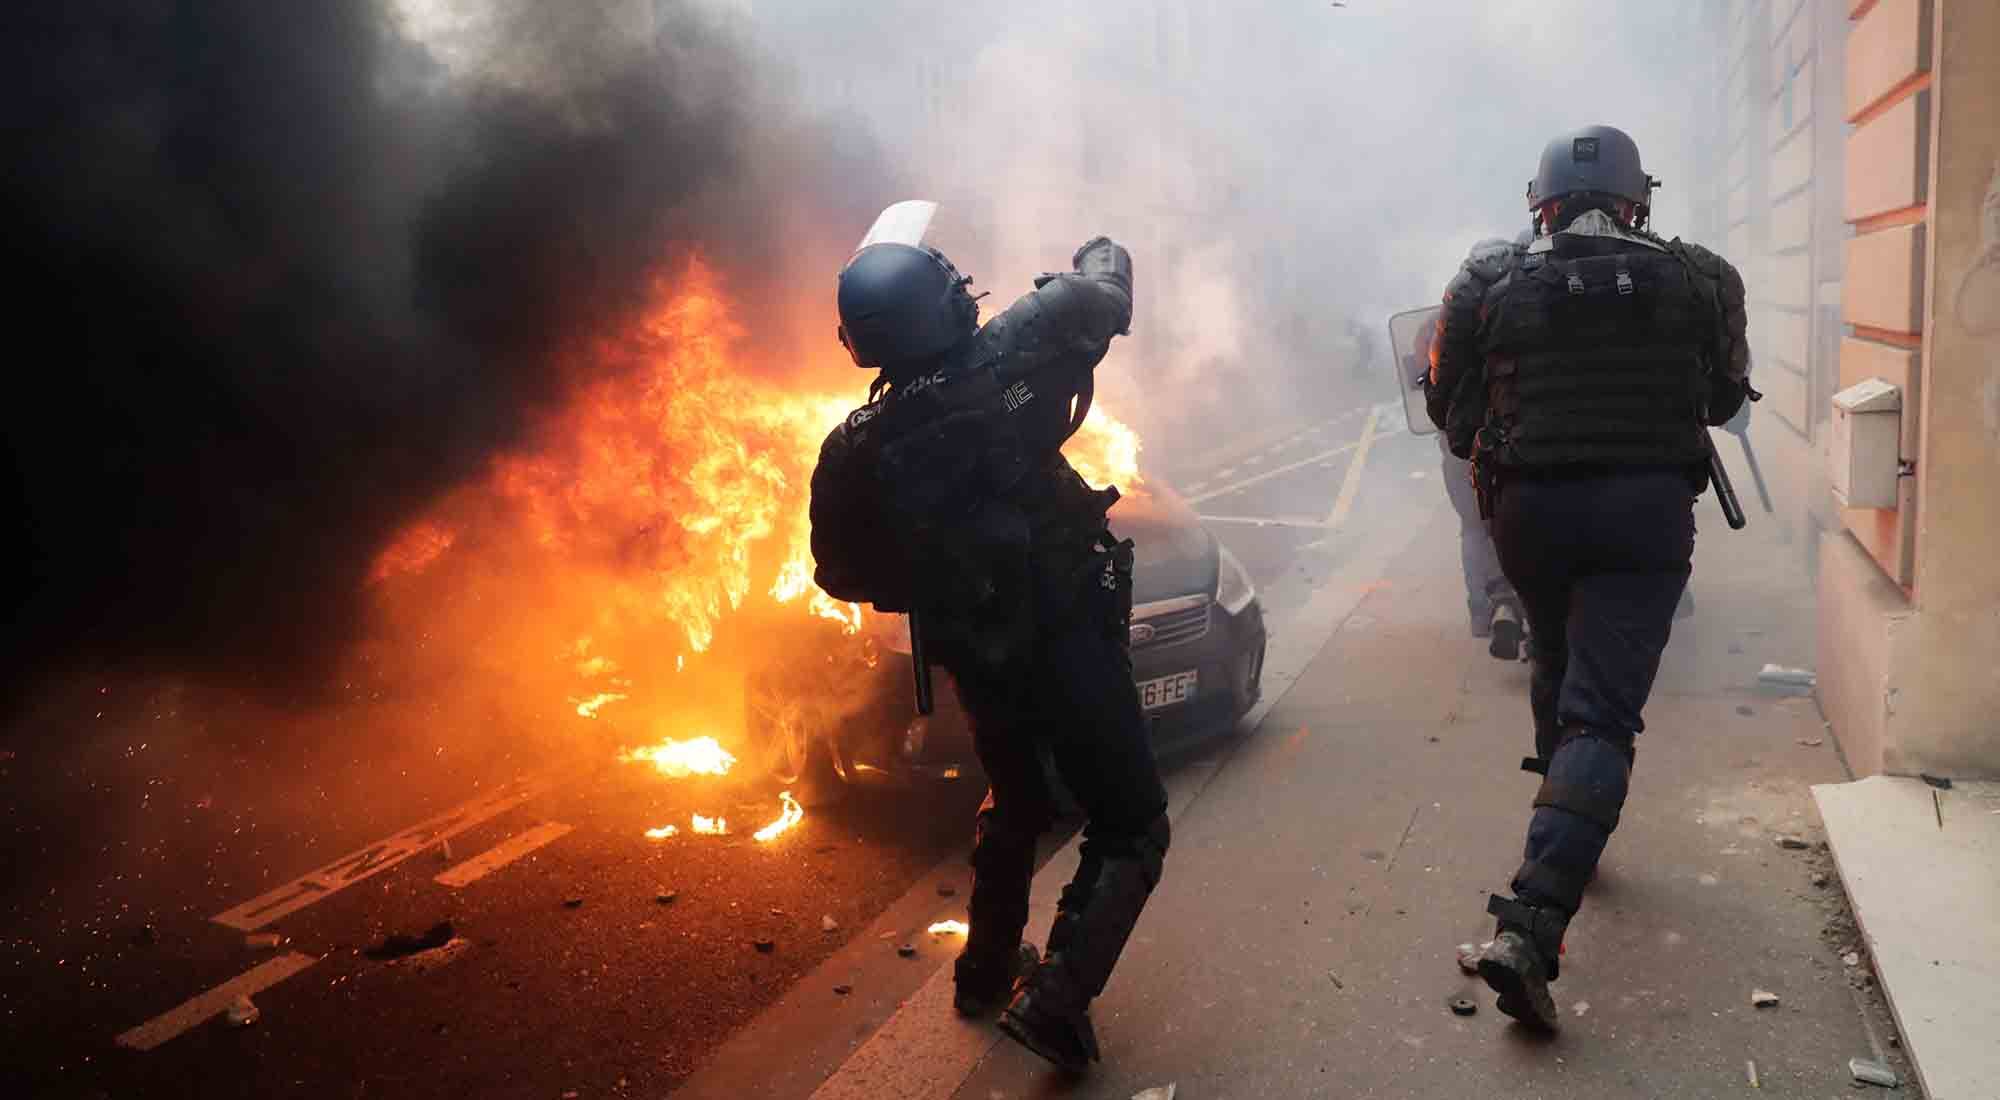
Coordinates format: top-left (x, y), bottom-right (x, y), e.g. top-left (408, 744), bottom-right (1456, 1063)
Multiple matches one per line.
top-left (1706, 431), bottom-right (1747, 531)
top-left (907, 608), bottom-right (934, 716)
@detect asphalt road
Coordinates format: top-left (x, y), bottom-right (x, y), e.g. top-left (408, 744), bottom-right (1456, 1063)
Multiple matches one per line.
top-left (2, 389), bottom-right (1406, 1100)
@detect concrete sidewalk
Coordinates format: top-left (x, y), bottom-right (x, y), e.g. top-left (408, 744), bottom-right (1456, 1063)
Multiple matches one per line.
top-left (939, 488), bottom-right (1909, 1097)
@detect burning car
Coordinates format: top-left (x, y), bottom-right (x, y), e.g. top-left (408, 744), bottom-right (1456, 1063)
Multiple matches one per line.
top-left (744, 483), bottom-right (1265, 801)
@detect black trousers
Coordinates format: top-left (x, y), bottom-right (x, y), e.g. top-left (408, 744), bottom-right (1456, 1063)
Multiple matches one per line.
top-left (1489, 469), bottom-right (1695, 914)
top-left (944, 614), bottom-right (1168, 976)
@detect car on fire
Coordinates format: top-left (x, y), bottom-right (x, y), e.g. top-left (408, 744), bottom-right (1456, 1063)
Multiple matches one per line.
top-left (744, 484), bottom-right (1266, 802)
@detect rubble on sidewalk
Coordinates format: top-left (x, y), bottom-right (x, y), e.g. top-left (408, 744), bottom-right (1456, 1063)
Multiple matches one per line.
top-left (1848, 1057), bottom-right (1900, 1088)
top-left (1751, 989), bottom-right (1780, 1008)
top-left (1757, 664), bottom-right (1816, 687)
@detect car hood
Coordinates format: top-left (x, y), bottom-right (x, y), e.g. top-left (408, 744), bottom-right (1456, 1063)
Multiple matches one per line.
top-left (1111, 484), bottom-right (1218, 606)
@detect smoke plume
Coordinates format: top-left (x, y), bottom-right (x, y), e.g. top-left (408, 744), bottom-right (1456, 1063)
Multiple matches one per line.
top-left (1, 1), bottom-right (894, 700)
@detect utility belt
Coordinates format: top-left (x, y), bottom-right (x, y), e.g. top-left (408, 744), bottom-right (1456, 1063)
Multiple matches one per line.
top-left (1469, 425), bottom-right (1702, 519)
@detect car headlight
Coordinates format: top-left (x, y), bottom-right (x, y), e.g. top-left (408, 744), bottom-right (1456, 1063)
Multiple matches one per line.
top-left (1215, 544), bottom-right (1256, 615)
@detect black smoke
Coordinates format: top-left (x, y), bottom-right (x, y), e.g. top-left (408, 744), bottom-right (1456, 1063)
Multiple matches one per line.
top-left (1, 1), bottom-right (895, 702)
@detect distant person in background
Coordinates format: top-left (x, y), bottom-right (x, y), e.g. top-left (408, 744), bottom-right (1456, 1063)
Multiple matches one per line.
top-left (1407, 294), bottom-right (1525, 659)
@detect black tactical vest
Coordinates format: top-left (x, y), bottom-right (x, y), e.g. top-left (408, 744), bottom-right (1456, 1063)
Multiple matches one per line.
top-left (1481, 236), bottom-right (1713, 471)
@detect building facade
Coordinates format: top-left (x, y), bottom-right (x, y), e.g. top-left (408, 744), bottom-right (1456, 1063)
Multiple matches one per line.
top-left (1708, 0), bottom-right (2000, 779)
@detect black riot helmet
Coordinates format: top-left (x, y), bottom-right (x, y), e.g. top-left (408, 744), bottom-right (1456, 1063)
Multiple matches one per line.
top-left (1526, 125), bottom-right (1659, 229)
top-left (835, 242), bottom-right (980, 377)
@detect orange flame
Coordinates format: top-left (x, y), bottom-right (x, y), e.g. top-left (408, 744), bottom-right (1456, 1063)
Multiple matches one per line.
top-left (618, 736), bottom-right (736, 778)
top-left (574, 692), bottom-right (628, 719)
top-left (644, 825), bottom-right (679, 840)
top-left (927, 919), bottom-right (970, 936)
top-left (752, 791), bottom-right (804, 843)
top-left (369, 520), bottom-right (456, 583)
top-left (691, 813), bottom-right (728, 836)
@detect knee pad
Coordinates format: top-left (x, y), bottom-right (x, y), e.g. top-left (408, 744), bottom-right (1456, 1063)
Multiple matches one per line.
top-left (1533, 727), bottom-right (1635, 832)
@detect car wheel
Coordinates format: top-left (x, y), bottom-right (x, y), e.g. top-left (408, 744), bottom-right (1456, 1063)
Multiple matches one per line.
top-left (744, 673), bottom-right (849, 808)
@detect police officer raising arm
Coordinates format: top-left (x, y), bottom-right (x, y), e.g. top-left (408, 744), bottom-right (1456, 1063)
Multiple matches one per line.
top-left (1427, 128), bottom-right (1754, 1031)
top-left (808, 203), bottom-right (1167, 1075)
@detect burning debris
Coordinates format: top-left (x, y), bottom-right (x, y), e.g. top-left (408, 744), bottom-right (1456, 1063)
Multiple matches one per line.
top-left (619, 737), bottom-right (738, 778)
top-left (574, 693), bottom-right (631, 719)
top-left (644, 826), bottom-right (680, 840)
top-left (752, 792), bottom-right (805, 843)
top-left (927, 920), bottom-right (970, 937)
top-left (691, 814), bottom-right (730, 837)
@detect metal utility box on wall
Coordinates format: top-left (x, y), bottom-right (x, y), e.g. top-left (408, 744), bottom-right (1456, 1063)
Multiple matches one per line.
top-left (1829, 378), bottom-right (1904, 509)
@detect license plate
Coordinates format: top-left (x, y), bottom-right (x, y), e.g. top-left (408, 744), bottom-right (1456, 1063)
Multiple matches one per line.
top-left (1137, 670), bottom-right (1198, 711)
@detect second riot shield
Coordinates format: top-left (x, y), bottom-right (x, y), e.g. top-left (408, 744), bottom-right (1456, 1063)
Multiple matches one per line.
top-left (1384, 305), bottom-right (1442, 436)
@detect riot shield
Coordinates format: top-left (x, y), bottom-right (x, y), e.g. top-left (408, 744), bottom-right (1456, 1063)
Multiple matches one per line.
top-left (1384, 305), bottom-right (1442, 436)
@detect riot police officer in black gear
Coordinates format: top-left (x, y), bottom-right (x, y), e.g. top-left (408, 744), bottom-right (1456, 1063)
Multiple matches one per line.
top-left (1427, 126), bottom-right (1753, 1031)
top-left (810, 211), bottom-right (1168, 1074)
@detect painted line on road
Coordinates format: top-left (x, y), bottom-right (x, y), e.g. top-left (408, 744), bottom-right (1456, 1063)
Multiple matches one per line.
top-left (436, 821), bottom-right (574, 887)
top-left (211, 772), bottom-right (551, 930)
top-left (1321, 405), bottom-right (1381, 529)
top-left (1195, 513), bottom-right (1333, 530)
top-left (115, 952), bottom-right (318, 1051)
top-left (1185, 441), bottom-right (1360, 506)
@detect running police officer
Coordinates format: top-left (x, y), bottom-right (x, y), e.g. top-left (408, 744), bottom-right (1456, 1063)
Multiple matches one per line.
top-left (1427, 128), bottom-right (1754, 1030)
top-left (808, 202), bottom-right (1167, 1074)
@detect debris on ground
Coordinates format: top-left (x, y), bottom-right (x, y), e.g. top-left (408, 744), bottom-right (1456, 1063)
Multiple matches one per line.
top-left (1131, 1085), bottom-right (1177, 1100)
top-left (1920, 773), bottom-right (1953, 790)
top-left (1751, 989), bottom-right (1780, 1008)
top-left (438, 838), bottom-right (452, 863)
top-left (752, 938), bottom-right (775, 954)
top-left (656, 889), bottom-right (678, 904)
top-left (1757, 664), bottom-right (1816, 687)
top-left (1455, 943), bottom-right (1482, 975)
top-left (936, 884), bottom-right (957, 898)
top-left (897, 943), bottom-right (916, 958)
top-left (225, 995), bottom-right (260, 1027)
top-left (1797, 737), bottom-right (1824, 747)
top-left (1745, 1059), bottom-right (1760, 1088)
top-left (1843, 951), bottom-right (1862, 967)
top-left (365, 921), bottom-right (454, 960)
top-left (1327, 971), bottom-right (1343, 990)
top-left (561, 1091), bottom-right (580, 1099)
top-left (244, 932), bottom-right (283, 950)
top-left (1572, 1001), bottom-right (1590, 1017)
top-left (1736, 704), bottom-right (1756, 716)
top-left (1810, 871), bottom-right (1831, 888)
top-left (1775, 834), bottom-right (1811, 850)
top-left (563, 896), bottom-right (584, 909)
top-left (833, 984), bottom-right (852, 996)
top-left (1447, 996), bottom-right (1477, 1017)
top-left (1848, 1058), bottom-right (1900, 1087)
top-left (821, 915), bottom-right (839, 932)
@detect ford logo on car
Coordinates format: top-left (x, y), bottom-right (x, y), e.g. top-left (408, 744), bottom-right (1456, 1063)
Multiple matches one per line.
top-left (1128, 622), bottom-right (1156, 646)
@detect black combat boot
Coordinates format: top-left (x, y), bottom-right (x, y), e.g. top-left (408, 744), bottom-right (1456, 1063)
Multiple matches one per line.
top-left (1488, 598), bottom-right (1526, 661)
top-left (998, 957), bottom-right (1100, 1074)
top-left (953, 942), bottom-right (1041, 1017)
top-left (1478, 894), bottom-right (1570, 1031)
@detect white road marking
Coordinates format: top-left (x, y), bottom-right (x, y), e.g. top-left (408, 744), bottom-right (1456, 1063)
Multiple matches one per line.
top-left (1322, 406), bottom-right (1381, 528)
top-left (115, 952), bottom-right (318, 1051)
top-left (435, 822), bottom-right (574, 887)
top-left (1196, 514), bottom-right (1333, 530)
top-left (211, 773), bottom-right (550, 930)
top-left (1185, 441), bottom-right (1361, 506)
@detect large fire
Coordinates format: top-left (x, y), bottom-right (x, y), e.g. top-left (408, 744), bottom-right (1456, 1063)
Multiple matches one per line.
top-left (617, 736), bottom-right (737, 778)
top-left (369, 258), bottom-right (1141, 801)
